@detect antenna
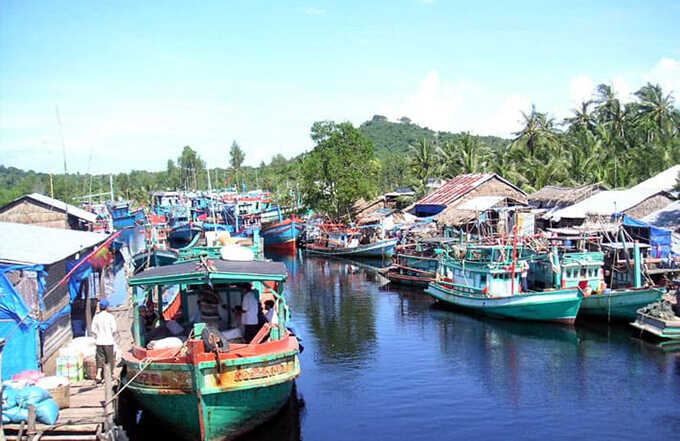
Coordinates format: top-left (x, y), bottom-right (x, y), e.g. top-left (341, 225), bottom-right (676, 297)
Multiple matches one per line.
top-left (55, 105), bottom-right (71, 228)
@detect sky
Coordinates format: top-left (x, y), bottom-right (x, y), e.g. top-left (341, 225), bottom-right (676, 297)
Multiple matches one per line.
top-left (1, 0), bottom-right (679, 174)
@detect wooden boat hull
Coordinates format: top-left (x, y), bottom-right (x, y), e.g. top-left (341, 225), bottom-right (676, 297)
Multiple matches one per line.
top-left (425, 282), bottom-right (582, 324)
top-left (385, 253), bottom-right (437, 288)
top-left (305, 238), bottom-right (397, 257)
top-left (262, 218), bottom-right (303, 253)
top-left (384, 270), bottom-right (432, 288)
top-left (579, 287), bottom-right (665, 321)
top-left (124, 345), bottom-right (300, 441)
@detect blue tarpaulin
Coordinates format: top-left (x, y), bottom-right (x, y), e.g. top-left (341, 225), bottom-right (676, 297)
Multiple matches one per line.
top-left (0, 264), bottom-right (45, 379)
top-left (622, 215), bottom-right (672, 258)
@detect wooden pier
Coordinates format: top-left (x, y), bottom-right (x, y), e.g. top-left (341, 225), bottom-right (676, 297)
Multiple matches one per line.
top-left (2, 381), bottom-right (114, 441)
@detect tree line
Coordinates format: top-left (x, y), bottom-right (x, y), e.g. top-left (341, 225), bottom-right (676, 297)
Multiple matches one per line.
top-left (1, 81), bottom-right (678, 217)
top-left (406, 82), bottom-right (680, 194)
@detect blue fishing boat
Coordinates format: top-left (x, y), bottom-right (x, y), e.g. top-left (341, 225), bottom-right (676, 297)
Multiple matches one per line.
top-left (108, 201), bottom-right (146, 230)
top-left (261, 216), bottom-right (304, 253)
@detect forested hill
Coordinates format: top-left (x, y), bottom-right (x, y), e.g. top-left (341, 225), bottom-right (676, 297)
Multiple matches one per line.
top-left (358, 115), bottom-right (510, 157)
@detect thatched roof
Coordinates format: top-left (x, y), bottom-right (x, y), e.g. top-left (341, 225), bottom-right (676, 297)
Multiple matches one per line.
top-left (352, 196), bottom-right (385, 218)
top-left (529, 183), bottom-right (608, 208)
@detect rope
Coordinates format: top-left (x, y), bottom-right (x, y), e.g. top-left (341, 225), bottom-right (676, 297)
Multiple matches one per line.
top-left (105, 329), bottom-right (194, 405)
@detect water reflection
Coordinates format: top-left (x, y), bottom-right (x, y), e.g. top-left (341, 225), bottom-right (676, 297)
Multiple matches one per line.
top-left (274, 254), bottom-right (379, 367)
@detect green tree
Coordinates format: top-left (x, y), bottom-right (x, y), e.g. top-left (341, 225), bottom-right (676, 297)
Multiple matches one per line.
top-left (300, 121), bottom-right (378, 219)
top-left (178, 145), bottom-right (205, 190)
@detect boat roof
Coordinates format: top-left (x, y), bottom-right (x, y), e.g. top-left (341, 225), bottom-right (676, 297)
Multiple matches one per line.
top-left (601, 242), bottom-right (651, 250)
top-left (128, 259), bottom-right (288, 286)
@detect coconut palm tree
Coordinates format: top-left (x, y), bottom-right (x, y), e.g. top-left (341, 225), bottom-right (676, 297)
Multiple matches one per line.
top-left (634, 83), bottom-right (675, 142)
top-left (512, 105), bottom-right (560, 158)
top-left (408, 138), bottom-right (440, 185)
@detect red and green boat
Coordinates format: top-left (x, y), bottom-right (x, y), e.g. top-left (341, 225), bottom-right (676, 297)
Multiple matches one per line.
top-left (124, 258), bottom-right (301, 441)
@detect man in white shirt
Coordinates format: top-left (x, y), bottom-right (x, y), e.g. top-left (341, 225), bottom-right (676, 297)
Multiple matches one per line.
top-left (91, 299), bottom-right (118, 383)
top-left (241, 284), bottom-right (260, 343)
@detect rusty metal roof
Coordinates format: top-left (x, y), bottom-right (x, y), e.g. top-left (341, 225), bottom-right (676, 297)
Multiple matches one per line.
top-left (416, 173), bottom-right (493, 206)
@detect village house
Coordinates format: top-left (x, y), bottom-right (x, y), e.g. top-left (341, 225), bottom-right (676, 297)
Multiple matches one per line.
top-left (0, 192), bottom-right (97, 231)
top-left (546, 165), bottom-right (680, 227)
top-left (410, 173), bottom-right (528, 235)
top-left (0, 222), bottom-right (108, 379)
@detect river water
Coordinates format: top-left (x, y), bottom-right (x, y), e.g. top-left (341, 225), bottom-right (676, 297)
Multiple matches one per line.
top-left (136, 253), bottom-right (680, 441)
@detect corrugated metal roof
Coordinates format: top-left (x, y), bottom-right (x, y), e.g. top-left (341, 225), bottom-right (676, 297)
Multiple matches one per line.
top-left (457, 196), bottom-right (506, 211)
top-left (642, 200), bottom-right (680, 230)
top-left (13, 193), bottom-right (98, 223)
top-left (415, 173), bottom-right (525, 207)
top-left (549, 189), bottom-right (669, 220)
top-left (416, 173), bottom-right (491, 206)
top-left (0, 221), bottom-right (107, 265)
top-left (630, 164), bottom-right (680, 192)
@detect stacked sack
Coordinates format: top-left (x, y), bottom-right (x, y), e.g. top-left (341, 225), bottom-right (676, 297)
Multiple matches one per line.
top-left (2, 384), bottom-right (60, 425)
top-left (56, 337), bottom-right (96, 383)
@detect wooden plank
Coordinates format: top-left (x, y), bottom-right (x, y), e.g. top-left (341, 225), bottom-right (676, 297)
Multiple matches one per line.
top-left (5, 435), bottom-right (97, 441)
top-left (3, 423), bottom-right (102, 433)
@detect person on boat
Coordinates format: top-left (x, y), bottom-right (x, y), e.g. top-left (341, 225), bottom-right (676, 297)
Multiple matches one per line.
top-left (241, 284), bottom-right (261, 343)
top-left (91, 299), bottom-right (117, 383)
top-left (264, 299), bottom-right (277, 323)
top-left (520, 260), bottom-right (529, 293)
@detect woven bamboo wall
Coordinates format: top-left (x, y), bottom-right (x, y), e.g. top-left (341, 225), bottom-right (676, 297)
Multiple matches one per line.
top-left (0, 200), bottom-right (68, 228)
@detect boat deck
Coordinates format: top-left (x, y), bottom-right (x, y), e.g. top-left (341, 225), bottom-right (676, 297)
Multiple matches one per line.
top-left (2, 381), bottom-right (110, 441)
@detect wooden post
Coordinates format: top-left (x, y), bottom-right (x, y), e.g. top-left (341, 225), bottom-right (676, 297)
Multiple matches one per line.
top-left (104, 364), bottom-right (114, 431)
top-left (27, 404), bottom-right (36, 434)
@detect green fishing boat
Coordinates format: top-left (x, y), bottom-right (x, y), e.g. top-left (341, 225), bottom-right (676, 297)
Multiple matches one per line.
top-left (123, 257), bottom-right (301, 441)
top-left (564, 243), bottom-right (664, 321)
top-left (425, 244), bottom-right (583, 323)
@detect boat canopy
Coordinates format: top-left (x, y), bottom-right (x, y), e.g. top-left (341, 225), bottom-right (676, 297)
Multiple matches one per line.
top-left (128, 259), bottom-right (288, 286)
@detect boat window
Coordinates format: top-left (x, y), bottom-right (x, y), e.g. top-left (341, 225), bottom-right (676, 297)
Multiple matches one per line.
top-left (580, 268), bottom-right (586, 277)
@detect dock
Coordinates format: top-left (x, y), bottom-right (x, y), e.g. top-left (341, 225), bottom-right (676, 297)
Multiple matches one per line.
top-left (2, 381), bottom-right (114, 441)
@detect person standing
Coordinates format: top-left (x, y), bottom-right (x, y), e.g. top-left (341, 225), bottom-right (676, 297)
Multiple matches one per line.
top-left (520, 260), bottom-right (529, 293)
top-left (241, 284), bottom-right (260, 343)
top-left (91, 299), bottom-right (117, 383)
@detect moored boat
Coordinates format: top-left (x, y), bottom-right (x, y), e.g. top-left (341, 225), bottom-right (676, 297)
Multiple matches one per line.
top-left (631, 301), bottom-right (680, 340)
top-left (261, 216), bottom-right (304, 253)
top-left (124, 258), bottom-right (301, 441)
top-left (425, 244), bottom-right (583, 323)
top-left (305, 223), bottom-right (397, 257)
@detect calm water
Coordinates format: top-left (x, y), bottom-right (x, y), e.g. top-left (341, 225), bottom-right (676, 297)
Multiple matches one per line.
top-left (135, 253), bottom-right (680, 441)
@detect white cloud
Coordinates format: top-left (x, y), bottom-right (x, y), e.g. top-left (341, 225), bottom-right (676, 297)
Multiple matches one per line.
top-left (379, 71), bottom-right (531, 138)
top-left (568, 75), bottom-right (595, 105)
top-left (644, 58), bottom-right (680, 99)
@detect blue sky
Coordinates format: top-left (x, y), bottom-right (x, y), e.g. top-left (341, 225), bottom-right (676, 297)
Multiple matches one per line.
top-left (1, 0), bottom-right (679, 173)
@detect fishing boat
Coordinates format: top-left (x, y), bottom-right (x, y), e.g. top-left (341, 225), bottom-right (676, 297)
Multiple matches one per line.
top-left (108, 201), bottom-right (146, 230)
top-left (131, 248), bottom-right (179, 274)
top-left (261, 216), bottom-right (305, 253)
top-left (381, 238), bottom-right (453, 287)
top-left (305, 224), bottom-right (397, 258)
top-left (425, 244), bottom-right (583, 323)
top-left (631, 301), bottom-right (680, 340)
top-left (546, 242), bottom-right (665, 321)
top-left (123, 257), bottom-right (301, 441)
top-left (168, 209), bottom-right (203, 249)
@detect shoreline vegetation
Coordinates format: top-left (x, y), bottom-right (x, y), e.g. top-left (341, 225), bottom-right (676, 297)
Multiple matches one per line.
top-left (2, 82), bottom-right (679, 215)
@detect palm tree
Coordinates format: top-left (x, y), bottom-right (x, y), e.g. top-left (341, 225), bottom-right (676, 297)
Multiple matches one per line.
top-left (408, 138), bottom-right (440, 184)
top-left (564, 100), bottom-right (596, 133)
top-left (512, 105), bottom-right (560, 158)
top-left (634, 83), bottom-right (675, 142)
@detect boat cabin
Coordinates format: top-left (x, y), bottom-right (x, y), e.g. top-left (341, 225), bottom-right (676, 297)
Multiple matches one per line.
top-left (128, 258), bottom-right (292, 349)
